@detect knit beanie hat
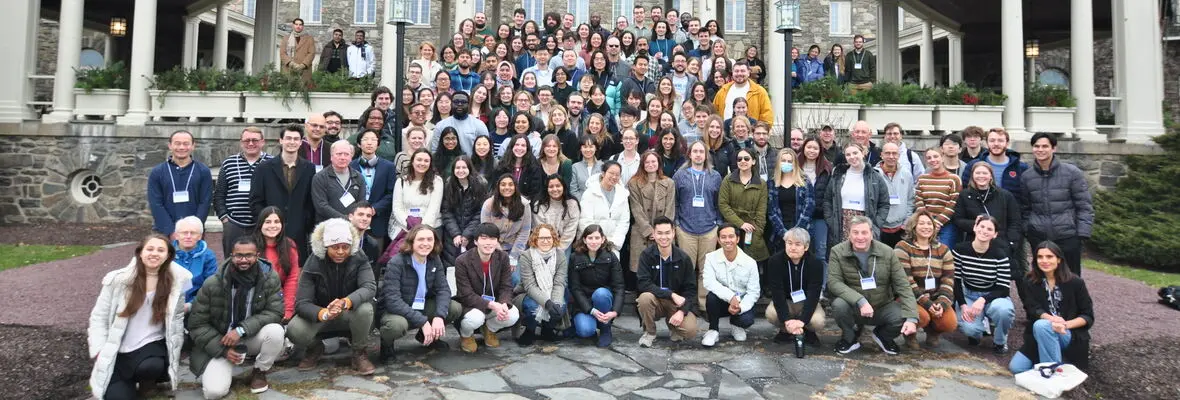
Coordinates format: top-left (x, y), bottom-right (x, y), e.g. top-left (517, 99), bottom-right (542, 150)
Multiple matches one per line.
top-left (321, 218), bottom-right (354, 247)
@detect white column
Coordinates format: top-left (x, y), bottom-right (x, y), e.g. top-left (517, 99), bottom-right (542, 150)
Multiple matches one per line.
top-left (181, 17), bottom-right (198, 68)
top-left (454, 0), bottom-right (476, 30)
top-left (766, 19), bottom-right (786, 134)
top-left (1111, 0), bottom-right (1166, 142)
top-left (948, 33), bottom-right (963, 85)
top-left (1027, 57), bottom-right (1036, 83)
top-left (213, 5), bottom-right (230, 70)
top-left (697, 0), bottom-right (715, 23)
top-left (1069, 0), bottom-right (1098, 139)
top-left (876, 0), bottom-right (900, 84)
top-left (244, 36), bottom-right (255, 74)
top-left (919, 20), bottom-right (935, 87)
top-left (43, 0), bottom-right (85, 123)
top-left (0, 0), bottom-right (40, 123)
top-left (1000, 0), bottom-right (1026, 137)
top-left (381, 20), bottom-right (398, 88)
top-left (118, 0), bottom-right (158, 125)
top-left (253, 0), bottom-right (278, 72)
top-left (104, 35), bottom-right (113, 67)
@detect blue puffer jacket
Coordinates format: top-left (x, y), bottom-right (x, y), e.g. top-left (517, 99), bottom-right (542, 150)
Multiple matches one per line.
top-left (173, 240), bottom-right (220, 303)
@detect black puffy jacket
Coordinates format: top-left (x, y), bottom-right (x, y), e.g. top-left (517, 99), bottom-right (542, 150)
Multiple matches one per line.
top-left (568, 249), bottom-right (625, 314)
top-left (440, 175), bottom-right (489, 241)
top-left (953, 185), bottom-right (1023, 247)
top-left (1020, 157), bottom-right (1094, 240)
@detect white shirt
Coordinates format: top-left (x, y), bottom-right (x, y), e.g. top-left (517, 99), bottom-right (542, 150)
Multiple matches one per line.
top-left (723, 82), bottom-right (750, 120)
top-left (841, 168), bottom-right (867, 211)
top-left (119, 291), bottom-right (165, 353)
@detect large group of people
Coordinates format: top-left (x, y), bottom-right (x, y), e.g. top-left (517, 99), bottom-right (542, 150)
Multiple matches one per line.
top-left (90, 6), bottom-right (1098, 399)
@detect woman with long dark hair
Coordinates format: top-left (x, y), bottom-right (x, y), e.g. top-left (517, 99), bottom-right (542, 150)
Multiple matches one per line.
top-left (953, 217), bottom-right (1016, 355)
top-left (481, 174), bottom-right (533, 261)
top-left (532, 174), bottom-right (581, 252)
top-left (254, 207), bottom-right (302, 321)
top-left (88, 234), bottom-right (189, 399)
top-left (390, 149), bottom-right (444, 241)
top-left (493, 134), bottom-right (546, 200)
top-left (568, 224), bottom-right (624, 347)
top-left (799, 137), bottom-right (833, 266)
top-left (1010, 241), bottom-right (1094, 373)
top-left (440, 156), bottom-right (490, 264)
top-left (470, 135), bottom-right (498, 181)
top-left (570, 136), bottom-right (603, 199)
top-left (432, 127), bottom-right (466, 179)
top-left (719, 148), bottom-right (770, 263)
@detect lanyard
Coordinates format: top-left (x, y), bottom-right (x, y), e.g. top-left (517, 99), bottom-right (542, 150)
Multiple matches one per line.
top-left (337, 172), bottom-right (353, 191)
top-left (306, 140), bottom-right (324, 164)
top-left (481, 264), bottom-right (496, 299)
top-left (787, 259), bottom-right (805, 293)
top-left (1044, 281), bottom-right (1060, 316)
top-left (234, 154), bottom-right (264, 181)
top-left (169, 160), bottom-right (196, 193)
top-left (852, 50), bottom-right (865, 65)
top-left (856, 257), bottom-right (877, 280)
top-left (690, 169), bottom-right (705, 197)
top-left (924, 247), bottom-right (934, 280)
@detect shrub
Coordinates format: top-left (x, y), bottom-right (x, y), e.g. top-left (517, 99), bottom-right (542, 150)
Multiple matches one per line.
top-left (1026, 84), bottom-right (1077, 107)
top-left (850, 82), bottom-right (939, 105)
top-left (792, 77), bottom-right (853, 103)
top-left (1092, 128), bottom-right (1180, 268)
top-left (937, 83), bottom-right (1007, 106)
top-left (74, 61), bottom-right (129, 92)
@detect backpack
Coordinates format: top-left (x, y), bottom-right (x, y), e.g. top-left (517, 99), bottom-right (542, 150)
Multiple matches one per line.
top-left (1159, 286), bottom-right (1180, 310)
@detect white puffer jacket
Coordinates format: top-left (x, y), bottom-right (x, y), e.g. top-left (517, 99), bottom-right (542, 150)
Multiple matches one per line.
top-left (577, 177), bottom-right (631, 253)
top-left (88, 258), bottom-right (191, 398)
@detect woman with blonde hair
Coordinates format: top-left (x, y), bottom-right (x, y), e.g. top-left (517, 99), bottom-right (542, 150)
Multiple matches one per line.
top-left (767, 148), bottom-right (815, 254)
top-left (701, 115), bottom-right (736, 177)
top-left (514, 224), bottom-right (570, 345)
top-left (413, 42), bottom-right (444, 89)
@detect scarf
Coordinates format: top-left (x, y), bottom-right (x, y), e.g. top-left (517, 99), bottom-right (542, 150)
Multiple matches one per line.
top-left (286, 30), bottom-right (303, 59)
top-left (227, 264), bottom-right (260, 327)
top-left (528, 247), bottom-right (558, 321)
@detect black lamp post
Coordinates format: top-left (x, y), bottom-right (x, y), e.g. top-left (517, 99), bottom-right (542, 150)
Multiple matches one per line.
top-left (775, 0), bottom-right (801, 134)
top-left (387, 0), bottom-right (412, 133)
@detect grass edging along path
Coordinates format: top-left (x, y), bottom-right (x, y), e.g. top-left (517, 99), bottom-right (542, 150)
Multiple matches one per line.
top-left (1086, 258), bottom-right (1180, 288)
top-left (0, 244), bottom-right (102, 272)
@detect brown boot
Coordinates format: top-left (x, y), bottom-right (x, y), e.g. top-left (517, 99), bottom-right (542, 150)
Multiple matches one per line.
top-left (297, 341), bottom-right (324, 371)
top-left (904, 334), bottom-right (921, 351)
top-left (482, 325), bottom-right (501, 348)
top-left (249, 368), bottom-right (269, 394)
top-left (460, 336), bottom-right (478, 353)
top-left (352, 349), bottom-right (376, 375)
top-left (925, 332), bottom-right (941, 348)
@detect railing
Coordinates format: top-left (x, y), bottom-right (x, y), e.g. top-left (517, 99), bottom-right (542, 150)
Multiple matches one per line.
top-left (1096, 96), bottom-right (1121, 135)
top-left (27, 74), bottom-right (54, 115)
top-left (1165, 0), bottom-right (1180, 40)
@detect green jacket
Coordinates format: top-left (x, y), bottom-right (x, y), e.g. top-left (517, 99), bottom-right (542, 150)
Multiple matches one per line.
top-left (826, 240), bottom-right (918, 320)
top-left (187, 259), bottom-right (284, 375)
top-left (718, 172), bottom-right (769, 261)
top-left (844, 49), bottom-right (876, 84)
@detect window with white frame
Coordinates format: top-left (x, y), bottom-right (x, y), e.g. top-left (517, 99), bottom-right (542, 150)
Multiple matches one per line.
top-left (569, 0), bottom-right (589, 24)
top-left (244, 0), bottom-right (256, 18)
top-left (830, 1), bottom-right (852, 35)
top-left (613, 0), bottom-right (635, 24)
top-left (409, 0), bottom-right (430, 25)
top-left (299, 0), bottom-right (322, 24)
top-left (476, 0), bottom-right (486, 13)
top-left (523, 0), bottom-right (544, 22)
top-left (724, 0), bottom-right (745, 32)
top-left (355, 0), bottom-right (377, 24)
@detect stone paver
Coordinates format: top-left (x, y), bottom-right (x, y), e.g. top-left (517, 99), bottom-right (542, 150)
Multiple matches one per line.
top-left (267, 367), bottom-right (323, 384)
top-left (587, 365), bottom-right (614, 378)
top-left (959, 374), bottom-right (1021, 390)
top-left (676, 386), bottom-right (713, 398)
top-left (556, 346), bottom-right (644, 373)
top-left (671, 348), bottom-right (738, 364)
top-left (172, 389), bottom-right (202, 400)
top-left (437, 387), bottom-right (529, 400)
top-left (719, 353), bottom-right (783, 379)
top-left (670, 370), bottom-right (705, 382)
top-left (762, 383), bottom-right (823, 399)
top-left (633, 387), bottom-right (684, 399)
top-left (389, 384), bottom-right (443, 399)
top-left (919, 358), bottom-right (999, 372)
top-left (600, 376), bottom-right (663, 396)
top-left (501, 354), bottom-right (593, 387)
top-left (427, 351), bottom-right (509, 374)
top-left (781, 357), bottom-right (846, 387)
top-left (718, 372), bottom-right (764, 400)
top-left (309, 389), bottom-right (381, 400)
top-left (620, 345), bottom-right (672, 374)
top-left (663, 379), bottom-right (700, 388)
top-left (922, 379), bottom-right (1001, 400)
top-left (891, 381), bottom-right (921, 393)
top-left (256, 391), bottom-right (300, 400)
top-left (536, 387), bottom-right (617, 400)
top-left (333, 375), bottom-right (393, 394)
top-left (432, 370), bottom-right (512, 392)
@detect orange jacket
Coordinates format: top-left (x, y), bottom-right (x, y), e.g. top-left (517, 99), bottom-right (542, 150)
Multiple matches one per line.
top-left (712, 81), bottom-right (775, 125)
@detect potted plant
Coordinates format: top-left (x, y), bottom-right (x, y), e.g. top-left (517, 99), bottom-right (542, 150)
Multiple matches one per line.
top-left (149, 67), bottom-right (248, 121)
top-left (854, 82), bottom-right (938, 134)
top-left (933, 83), bottom-right (1007, 132)
top-left (243, 69), bottom-right (377, 121)
top-left (791, 77), bottom-right (860, 132)
top-left (1025, 84), bottom-right (1077, 135)
top-left (73, 61), bottom-right (129, 120)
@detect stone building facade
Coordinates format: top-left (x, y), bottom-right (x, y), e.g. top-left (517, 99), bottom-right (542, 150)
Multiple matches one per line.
top-left (1039, 39), bottom-right (1180, 124)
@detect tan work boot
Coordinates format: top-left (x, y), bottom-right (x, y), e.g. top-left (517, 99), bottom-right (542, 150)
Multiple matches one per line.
top-left (460, 336), bottom-right (478, 353)
top-left (925, 332), bottom-right (941, 348)
top-left (297, 341), bottom-right (324, 371)
top-left (351, 349), bottom-right (376, 375)
top-left (482, 325), bottom-right (501, 348)
top-left (904, 334), bottom-right (921, 351)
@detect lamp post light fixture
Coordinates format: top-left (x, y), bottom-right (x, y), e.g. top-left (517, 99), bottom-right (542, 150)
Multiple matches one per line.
top-left (775, 0), bottom-right (801, 136)
top-left (1025, 39), bottom-right (1039, 84)
top-left (109, 17), bottom-right (127, 37)
top-left (387, 0), bottom-right (412, 135)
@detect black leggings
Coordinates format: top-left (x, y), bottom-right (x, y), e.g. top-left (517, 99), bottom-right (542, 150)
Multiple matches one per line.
top-left (705, 292), bottom-right (756, 331)
top-left (105, 340), bottom-right (169, 400)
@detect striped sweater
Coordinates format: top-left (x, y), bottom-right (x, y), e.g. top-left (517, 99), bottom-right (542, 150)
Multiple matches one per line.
top-left (214, 153), bottom-right (272, 226)
top-left (951, 241), bottom-right (1011, 305)
top-left (894, 240), bottom-right (955, 309)
top-left (913, 170), bottom-right (961, 227)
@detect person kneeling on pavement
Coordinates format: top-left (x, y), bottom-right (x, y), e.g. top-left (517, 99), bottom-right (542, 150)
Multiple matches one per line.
top-left (635, 216), bottom-right (700, 347)
top-left (828, 216), bottom-right (919, 355)
top-left (700, 224), bottom-right (761, 347)
top-left (287, 218), bottom-right (378, 375)
top-left (453, 223), bottom-right (521, 353)
top-left (514, 224), bottom-right (570, 346)
top-left (764, 227), bottom-right (826, 353)
top-left (378, 224), bottom-right (461, 363)
top-left (188, 236), bottom-right (285, 398)
top-left (567, 224), bottom-right (625, 347)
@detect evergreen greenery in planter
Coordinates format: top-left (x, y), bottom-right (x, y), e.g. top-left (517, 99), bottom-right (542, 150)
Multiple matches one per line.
top-left (149, 67), bottom-right (252, 107)
top-left (936, 83), bottom-right (1006, 106)
top-left (850, 82), bottom-right (939, 105)
top-left (74, 61), bottom-right (129, 93)
top-left (792, 77), bottom-right (854, 103)
top-left (1025, 84), bottom-right (1077, 107)
top-left (1092, 127), bottom-right (1180, 268)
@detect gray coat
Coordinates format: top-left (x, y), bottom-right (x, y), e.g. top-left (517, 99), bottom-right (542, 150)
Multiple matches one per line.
top-left (824, 164), bottom-right (892, 244)
top-left (1020, 157), bottom-right (1094, 239)
top-left (381, 252), bottom-right (452, 328)
top-left (311, 167), bottom-right (367, 223)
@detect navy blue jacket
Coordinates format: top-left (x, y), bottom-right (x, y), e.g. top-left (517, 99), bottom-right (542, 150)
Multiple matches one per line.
top-left (148, 158), bottom-right (213, 235)
top-left (351, 156), bottom-right (398, 240)
top-left (963, 149), bottom-right (1028, 202)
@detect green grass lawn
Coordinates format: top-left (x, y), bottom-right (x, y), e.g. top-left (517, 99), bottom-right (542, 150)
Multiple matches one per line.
top-left (1087, 258), bottom-right (1180, 288)
top-left (0, 244), bottom-right (102, 272)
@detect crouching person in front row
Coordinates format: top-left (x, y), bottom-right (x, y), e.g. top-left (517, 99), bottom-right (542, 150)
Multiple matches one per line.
top-left (700, 224), bottom-right (761, 347)
top-left (636, 216), bottom-right (699, 348)
top-left (379, 224), bottom-right (461, 363)
top-left (454, 223), bottom-right (521, 353)
top-left (188, 236), bottom-right (285, 398)
top-left (764, 228), bottom-right (826, 354)
top-left (287, 218), bottom-right (377, 375)
top-left (829, 216), bottom-right (919, 355)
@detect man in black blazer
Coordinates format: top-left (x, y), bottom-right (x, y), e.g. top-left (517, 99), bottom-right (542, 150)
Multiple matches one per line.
top-left (349, 129), bottom-right (398, 251)
top-left (250, 124), bottom-right (318, 261)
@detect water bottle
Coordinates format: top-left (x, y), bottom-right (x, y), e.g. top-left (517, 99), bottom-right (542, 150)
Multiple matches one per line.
top-left (794, 334), bottom-right (805, 358)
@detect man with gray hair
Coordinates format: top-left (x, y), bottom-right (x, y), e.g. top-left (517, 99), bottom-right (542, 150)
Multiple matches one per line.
top-left (311, 140), bottom-right (367, 223)
top-left (765, 227), bottom-right (826, 357)
top-left (835, 120), bottom-right (882, 167)
top-left (172, 216), bottom-right (219, 306)
top-left (214, 126), bottom-right (272, 254)
top-left (828, 216), bottom-right (918, 355)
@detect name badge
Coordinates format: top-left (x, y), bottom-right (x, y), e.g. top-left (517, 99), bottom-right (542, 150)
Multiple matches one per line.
top-left (744, 230), bottom-right (753, 245)
top-left (759, 173), bottom-right (768, 182)
top-left (173, 191), bottom-right (190, 203)
top-left (237, 179), bottom-right (252, 192)
top-left (843, 199), bottom-right (862, 208)
top-left (481, 295), bottom-right (496, 303)
top-left (315, 165), bottom-right (324, 173)
top-left (409, 208), bottom-right (422, 217)
top-left (412, 297), bottom-right (426, 310)
top-left (790, 290), bottom-right (807, 303)
top-left (860, 276), bottom-right (877, 290)
top-left (925, 277), bottom-right (937, 291)
top-left (692, 195), bottom-right (705, 208)
top-left (854, 63), bottom-right (863, 70)
top-left (339, 192), bottom-right (356, 207)
top-left (889, 195), bottom-right (901, 205)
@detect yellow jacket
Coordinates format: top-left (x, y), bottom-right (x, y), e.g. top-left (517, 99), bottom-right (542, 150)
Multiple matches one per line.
top-left (713, 81), bottom-right (775, 125)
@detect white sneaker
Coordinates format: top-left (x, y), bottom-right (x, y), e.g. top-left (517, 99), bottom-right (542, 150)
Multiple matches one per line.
top-left (639, 333), bottom-right (656, 348)
top-left (732, 326), bottom-right (747, 342)
top-left (702, 330), bottom-right (720, 347)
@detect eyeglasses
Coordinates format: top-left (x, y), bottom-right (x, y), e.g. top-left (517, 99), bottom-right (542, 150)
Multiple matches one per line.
top-left (231, 253), bottom-right (258, 260)
top-left (240, 138), bottom-right (262, 144)
top-left (537, 236), bottom-right (554, 241)
top-left (607, 44), bottom-right (619, 48)
top-left (737, 156), bottom-right (753, 162)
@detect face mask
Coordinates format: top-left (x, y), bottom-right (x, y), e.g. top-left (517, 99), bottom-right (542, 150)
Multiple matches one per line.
top-left (780, 163), bottom-right (794, 173)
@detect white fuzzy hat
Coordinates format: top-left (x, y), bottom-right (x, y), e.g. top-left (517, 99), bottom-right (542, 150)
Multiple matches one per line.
top-left (321, 218), bottom-right (354, 248)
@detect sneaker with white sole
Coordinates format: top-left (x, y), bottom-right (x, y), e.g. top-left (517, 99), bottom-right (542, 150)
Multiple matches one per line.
top-left (731, 326), bottom-right (747, 342)
top-left (702, 330), bottom-right (720, 347)
top-left (871, 328), bottom-right (900, 355)
top-left (834, 339), bottom-right (860, 354)
top-left (638, 333), bottom-right (656, 348)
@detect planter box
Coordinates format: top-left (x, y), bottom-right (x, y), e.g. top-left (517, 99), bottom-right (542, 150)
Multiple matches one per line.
top-left (791, 103), bottom-right (860, 131)
top-left (859, 104), bottom-right (936, 133)
top-left (73, 89), bottom-right (129, 120)
top-left (242, 92), bottom-right (369, 121)
top-left (934, 105), bottom-right (1005, 132)
top-left (149, 90), bottom-right (242, 121)
top-left (1025, 107), bottom-right (1076, 135)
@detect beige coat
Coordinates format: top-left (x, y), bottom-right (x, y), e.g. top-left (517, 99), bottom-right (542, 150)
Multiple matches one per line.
top-left (281, 32), bottom-right (317, 83)
top-left (627, 176), bottom-right (676, 270)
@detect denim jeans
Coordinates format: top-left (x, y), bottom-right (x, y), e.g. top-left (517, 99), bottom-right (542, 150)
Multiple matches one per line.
top-left (956, 288), bottom-right (1015, 345)
top-left (573, 288), bottom-right (615, 338)
top-left (809, 219), bottom-right (830, 292)
top-left (1009, 319), bottom-right (1073, 374)
top-left (937, 223), bottom-right (958, 248)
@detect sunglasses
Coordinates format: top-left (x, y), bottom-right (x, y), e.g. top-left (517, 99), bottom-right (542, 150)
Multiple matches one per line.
top-left (737, 156), bottom-right (753, 162)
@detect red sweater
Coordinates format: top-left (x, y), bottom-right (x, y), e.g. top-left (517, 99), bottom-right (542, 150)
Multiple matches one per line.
top-left (265, 238), bottom-right (302, 319)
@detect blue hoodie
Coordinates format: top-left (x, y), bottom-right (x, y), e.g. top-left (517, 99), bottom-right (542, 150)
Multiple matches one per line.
top-left (173, 240), bottom-right (219, 303)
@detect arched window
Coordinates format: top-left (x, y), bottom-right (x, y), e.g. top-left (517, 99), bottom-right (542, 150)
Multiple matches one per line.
top-left (1038, 68), bottom-right (1069, 88)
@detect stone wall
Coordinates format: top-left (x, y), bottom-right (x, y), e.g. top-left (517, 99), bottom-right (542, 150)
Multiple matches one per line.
top-left (795, 0), bottom-right (879, 57)
top-left (34, 19), bottom-right (112, 104)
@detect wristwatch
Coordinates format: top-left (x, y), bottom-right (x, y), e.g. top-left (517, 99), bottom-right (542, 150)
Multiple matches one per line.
top-left (235, 327), bottom-right (247, 337)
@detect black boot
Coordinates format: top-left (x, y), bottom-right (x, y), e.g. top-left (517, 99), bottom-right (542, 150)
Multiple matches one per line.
top-left (380, 343), bottom-right (397, 364)
top-left (516, 328), bottom-right (536, 346)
